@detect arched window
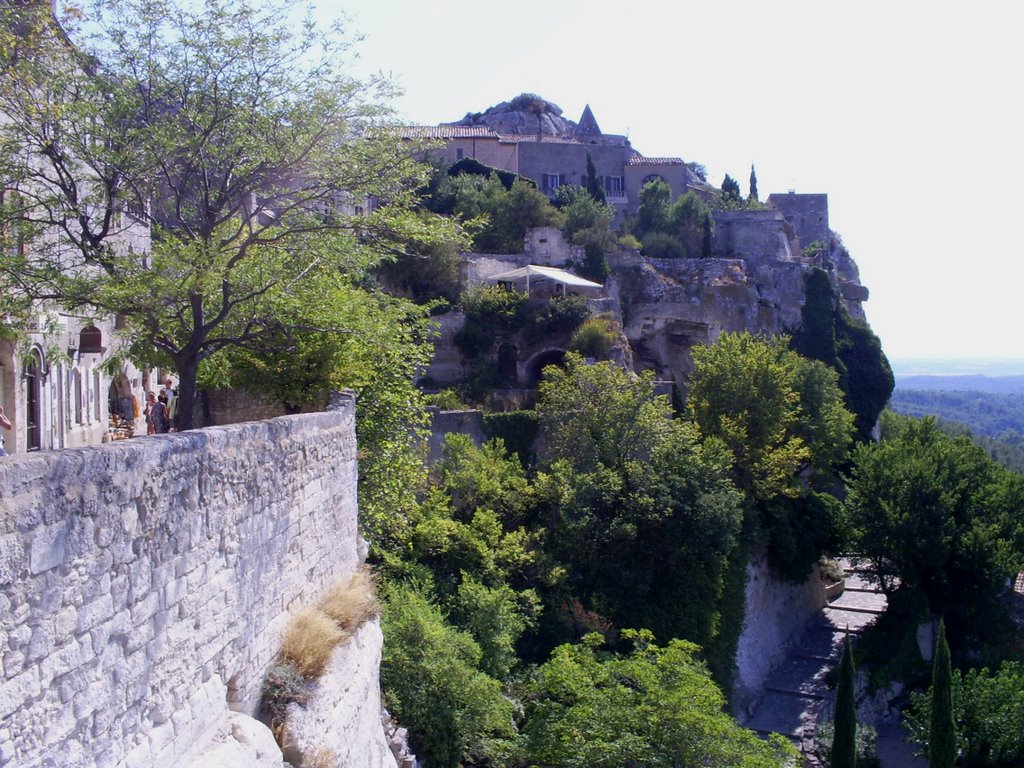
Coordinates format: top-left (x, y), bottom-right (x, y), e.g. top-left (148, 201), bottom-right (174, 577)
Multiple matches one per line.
top-left (642, 174), bottom-right (666, 186)
top-left (79, 325), bottom-right (104, 354)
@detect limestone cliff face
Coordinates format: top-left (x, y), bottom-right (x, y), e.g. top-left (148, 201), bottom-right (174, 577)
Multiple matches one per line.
top-left (607, 238), bottom-right (868, 387)
top-left (609, 254), bottom-right (806, 382)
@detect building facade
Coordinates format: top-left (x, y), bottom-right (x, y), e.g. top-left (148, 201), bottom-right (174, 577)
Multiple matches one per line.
top-left (404, 102), bottom-right (707, 215)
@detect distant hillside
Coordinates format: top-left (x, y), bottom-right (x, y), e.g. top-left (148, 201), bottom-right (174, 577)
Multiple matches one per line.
top-left (894, 374), bottom-right (1024, 394)
top-left (888, 388), bottom-right (1024, 472)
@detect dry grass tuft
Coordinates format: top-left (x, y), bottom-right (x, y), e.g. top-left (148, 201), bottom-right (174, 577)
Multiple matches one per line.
top-left (279, 607), bottom-right (344, 678)
top-left (319, 567), bottom-right (379, 637)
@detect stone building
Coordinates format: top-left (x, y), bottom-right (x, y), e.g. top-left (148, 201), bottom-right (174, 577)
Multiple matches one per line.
top-left (403, 97), bottom-right (708, 215)
top-left (766, 192), bottom-right (830, 251)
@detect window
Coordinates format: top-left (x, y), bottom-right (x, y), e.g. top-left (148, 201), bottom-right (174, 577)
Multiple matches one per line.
top-left (544, 173), bottom-right (565, 192)
top-left (605, 176), bottom-right (624, 194)
top-left (456, 148), bottom-right (464, 160)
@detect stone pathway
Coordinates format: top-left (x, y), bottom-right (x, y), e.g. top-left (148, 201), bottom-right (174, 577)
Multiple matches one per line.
top-left (743, 560), bottom-right (923, 765)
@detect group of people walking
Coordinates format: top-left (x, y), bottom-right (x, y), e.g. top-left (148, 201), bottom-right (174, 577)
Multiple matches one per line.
top-left (145, 377), bottom-right (178, 434)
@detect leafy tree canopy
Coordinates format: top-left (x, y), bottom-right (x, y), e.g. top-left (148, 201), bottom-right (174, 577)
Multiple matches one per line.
top-left (0, 0), bottom-right (464, 429)
top-left (846, 412), bottom-right (1024, 649)
top-left (429, 173), bottom-right (562, 253)
top-left (907, 660), bottom-right (1024, 768)
top-left (688, 332), bottom-right (854, 500)
top-left (687, 332), bottom-right (855, 580)
top-left (523, 631), bottom-right (798, 768)
top-left (536, 354), bottom-right (743, 648)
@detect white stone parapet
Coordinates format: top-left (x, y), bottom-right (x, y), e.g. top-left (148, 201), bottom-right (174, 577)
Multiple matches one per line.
top-left (0, 398), bottom-right (362, 768)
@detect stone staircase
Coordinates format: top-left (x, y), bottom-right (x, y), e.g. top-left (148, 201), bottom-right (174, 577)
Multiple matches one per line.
top-left (744, 560), bottom-right (887, 754)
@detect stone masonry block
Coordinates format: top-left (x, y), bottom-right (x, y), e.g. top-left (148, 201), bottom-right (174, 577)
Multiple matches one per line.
top-left (0, 668), bottom-right (40, 720)
top-left (76, 594), bottom-right (115, 635)
top-left (0, 534), bottom-right (26, 585)
top-left (28, 520), bottom-right (71, 575)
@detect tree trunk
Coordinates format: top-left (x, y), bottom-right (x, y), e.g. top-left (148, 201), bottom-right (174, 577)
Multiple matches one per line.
top-left (173, 355), bottom-right (201, 431)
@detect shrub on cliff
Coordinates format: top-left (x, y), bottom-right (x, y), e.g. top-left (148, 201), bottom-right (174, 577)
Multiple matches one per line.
top-left (379, 584), bottom-right (521, 768)
top-left (790, 268), bottom-right (894, 442)
top-left (568, 316), bottom-right (619, 360)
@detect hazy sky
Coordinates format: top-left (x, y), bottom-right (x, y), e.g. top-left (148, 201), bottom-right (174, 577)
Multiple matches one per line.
top-left (331, 0), bottom-right (1022, 365)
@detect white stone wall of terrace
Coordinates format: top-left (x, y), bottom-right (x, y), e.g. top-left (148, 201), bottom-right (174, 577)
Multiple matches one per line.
top-left (0, 397), bottom-right (360, 768)
top-left (732, 555), bottom-right (827, 716)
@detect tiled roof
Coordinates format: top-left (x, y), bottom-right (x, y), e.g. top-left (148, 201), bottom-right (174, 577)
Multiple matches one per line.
top-left (399, 125), bottom-right (499, 139)
top-left (627, 155), bottom-right (685, 166)
top-left (497, 134), bottom-right (579, 144)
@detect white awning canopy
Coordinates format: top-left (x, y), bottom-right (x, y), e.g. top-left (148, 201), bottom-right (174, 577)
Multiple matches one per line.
top-left (485, 264), bottom-right (603, 289)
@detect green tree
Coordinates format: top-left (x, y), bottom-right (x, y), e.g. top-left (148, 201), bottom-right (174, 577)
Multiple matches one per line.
top-left (833, 633), bottom-right (858, 768)
top-left (721, 174), bottom-right (742, 201)
top-left (702, 210), bottom-right (714, 257)
top-left (688, 333), bottom-right (855, 581)
top-left (556, 183), bottom-right (615, 281)
top-left (790, 268), bottom-right (894, 442)
top-left (668, 190), bottom-right (712, 258)
top-left (908, 660), bottom-right (1024, 767)
top-left (524, 631), bottom-right (798, 768)
top-left (1, 0), bottom-right (462, 430)
top-left (432, 173), bottom-right (562, 253)
top-left (633, 181), bottom-right (711, 259)
top-left (929, 619), bottom-right (956, 768)
top-left (749, 164), bottom-right (759, 201)
top-left (585, 151), bottom-right (606, 204)
top-left (379, 584), bottom-right (520, 768)
top-left (688, 332), bottom-right (854, 501)
top-left (536, 354), bottom-right (743, 649)
top-left (634, 178), bottom-right (673, 239)
top-left (845, 413), bottom-right (1024, 649)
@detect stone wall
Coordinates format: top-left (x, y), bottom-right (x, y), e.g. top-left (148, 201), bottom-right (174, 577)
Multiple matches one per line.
top-left (0, 397), bottom-right (363, 768)
top-left (766, 192), bottom-right (830, 251)
top-left (711, 209), bottom-right (799, 263)
top-left (732, 555), bottom-right (827, 715)
top-left (426, 408), bottom-right (485, 465)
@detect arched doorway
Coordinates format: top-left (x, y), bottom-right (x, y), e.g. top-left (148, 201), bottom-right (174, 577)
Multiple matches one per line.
top-left (523, 348), bottom-right (567, 386)
top-left (25, 348), bottom-right (43, 451)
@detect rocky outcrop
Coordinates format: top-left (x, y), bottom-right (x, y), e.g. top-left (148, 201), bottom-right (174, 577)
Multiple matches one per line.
top-left (183, 712), bottom-right (283, 768)
top-left (450, 95), bottom-right (578, 138)
top-left (609, 252), bottom-right (813, 383)
top-left (282, 620), bottom-right (398, 768)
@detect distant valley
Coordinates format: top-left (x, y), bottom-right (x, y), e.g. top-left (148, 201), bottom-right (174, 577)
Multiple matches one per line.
top-left (888, 365), bottom-right (1024, 472)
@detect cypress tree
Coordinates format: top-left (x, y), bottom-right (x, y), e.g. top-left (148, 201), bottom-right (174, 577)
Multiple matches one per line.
top-left (701, 211), bottom-right (712, 257)
top-left (749, 164), bottom-right (759, 201)
top-left (929, 619), bottom-right (956, 768)
top-left (585, 151), bottom-right (606, 203)
top-left (721, 174), bottom-right (741, 201)
top-left (832, 632), bottom-right (857, 768)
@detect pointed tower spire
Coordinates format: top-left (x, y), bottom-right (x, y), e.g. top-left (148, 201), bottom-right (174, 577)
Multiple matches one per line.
top-left (576, 104), bottom-right (602, 137)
